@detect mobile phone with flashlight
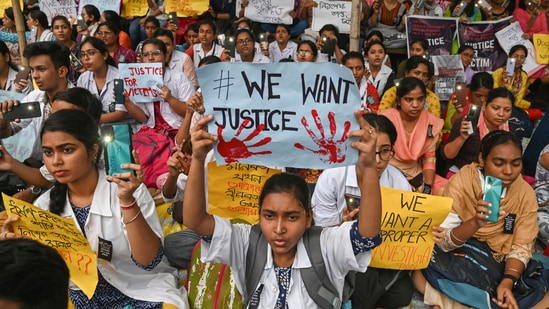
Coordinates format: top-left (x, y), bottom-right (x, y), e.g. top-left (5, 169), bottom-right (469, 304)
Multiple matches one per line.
top-left (482, 176), bottom-right (502, 223)
top-left (2, 102), bottom-right (41, 121)
top-left (506, 58), bottom-right (516, 76)
top-left (465, 104), bottom-right (481, 135)
top-left (102, 123), bottom-right (134, 178)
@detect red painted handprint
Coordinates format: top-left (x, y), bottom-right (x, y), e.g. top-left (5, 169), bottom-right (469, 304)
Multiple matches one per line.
top-left (217, 119), bottom-right (272, 163)
top-left (294, 110), bottom-right (351, 163)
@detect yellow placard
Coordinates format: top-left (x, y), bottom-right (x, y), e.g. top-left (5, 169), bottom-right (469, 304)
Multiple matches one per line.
top-left (534, 34), bottom-right (549, 65)
top-left (369, 187), bottom-right (452, 270)
top-left (0, 0), bottom-right (24, 16)
top-left (207, 162), bottom-right (281, 224)
top-left (3, 193), bottom-right (98, 299)
top-left (120, 0), bottom-right (149, 17)
top-left (163, 0), bottom-right (208, 18)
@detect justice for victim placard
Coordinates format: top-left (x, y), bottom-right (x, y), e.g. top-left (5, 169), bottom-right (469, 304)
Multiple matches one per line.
top-left (3, 194), bottom-right (98, 298)
top-left (369, 187), bottom-right (452, 270)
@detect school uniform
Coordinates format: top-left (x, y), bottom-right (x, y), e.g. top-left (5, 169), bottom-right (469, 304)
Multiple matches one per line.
top-left (169, 50), bottom-right (197, 88)
top-left (77, 65), bottom-right (127, 114)
top-left (268, 41), bottom-right (298, 62)
top-left (201, 216), bottom-right (377, 308)
top-left (232, 53), bottom-right (271, 63)
top-left (188, 43), bottom-right (225, 68)
top-left (366, 63), bottom-right (393, 97)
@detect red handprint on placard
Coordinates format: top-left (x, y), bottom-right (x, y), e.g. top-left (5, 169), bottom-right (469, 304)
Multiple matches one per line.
top-left (217, 119), bottom-right (272, 163)
top-left (294, 110), bottom-right (351, 163)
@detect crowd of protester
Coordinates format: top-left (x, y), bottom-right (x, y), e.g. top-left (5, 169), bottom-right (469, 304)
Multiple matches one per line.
top-left (1, 0), bottom-right (549, 307)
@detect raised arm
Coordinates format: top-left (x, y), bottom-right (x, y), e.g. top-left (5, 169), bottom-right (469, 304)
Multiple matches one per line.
top-left (182, 115), bottom-right (216, 236)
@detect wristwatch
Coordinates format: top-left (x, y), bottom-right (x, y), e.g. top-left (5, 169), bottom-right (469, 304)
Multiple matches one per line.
top-left (423, 183), bottom-right (432, 194)
top-left (30, 185), bottom-right (42, 195)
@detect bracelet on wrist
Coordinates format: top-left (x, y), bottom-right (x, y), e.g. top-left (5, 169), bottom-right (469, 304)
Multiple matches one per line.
top-left (123, 209), bottom-right (142, 225)
top-left (450, 228), bottom-right (466, 243)
top-left (120, 199), bottom-right (137, 210)
top-left (502, 273), bottom-right (518, 285)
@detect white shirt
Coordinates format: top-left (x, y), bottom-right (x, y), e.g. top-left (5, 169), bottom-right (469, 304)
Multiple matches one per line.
top-left (170, 50), bottom-right (198, 88)
top-left (201, 216), bottom-right (372, 308)
top-left (77, 65), bottom-right (127, 114)
top-left (232, 53), bottom-right (271, 63)
top-left (366, 63), bottom-right (393, 96)
top-left (191, 43), bottom-right (225, 68)
top-left (312, 165), bottom-right (411, 227)
top-left (132, 68), bottom-right (195, 132)
top-left (269, 40), bottom-right (298, 62)
top-left (34, 171), bottom-right (189, 308)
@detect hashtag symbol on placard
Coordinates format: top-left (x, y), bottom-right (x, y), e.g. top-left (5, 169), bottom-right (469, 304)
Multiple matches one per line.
top-left (213, 70), bottom-right (234, 100)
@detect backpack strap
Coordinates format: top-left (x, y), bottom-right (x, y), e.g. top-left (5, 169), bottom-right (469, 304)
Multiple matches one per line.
top-left (244, 225), bottom-right (267, 305)
top-left (301, 226), bottom-right (343, 309)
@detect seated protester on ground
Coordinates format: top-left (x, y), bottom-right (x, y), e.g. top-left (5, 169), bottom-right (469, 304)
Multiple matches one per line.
top-left (1, 110), bottom-right (189, 308)
top-left (367, 0), bottom-right (410, 49)
top-left (1, 8), bottom-right (22, 65)
top-left (26, 10), bottom-right (54, 43)
top-left (76, 4), bottom-right (100, 43)
top-left (480, 0), bottom-right (512, 20)
top-left (444, 0), bottom-right (481, 53)
top-left (77, 37), bottom-right (128, 124)
top-left (154, 28), bottom-right (198, 88)
top-left (524, 111), bottom-right (549, 177)
top-left (179, 23), bottom-right (200, 52)
top-left (185, 20), bottom-right (229, 68)
top-left (0, 238), bottom-right (69, 309)
top-left (364, 40), bottom-right (395, 98)
top-left (440, 88), bottom-right (513, 178)
top-left (493, 44), bottom-right (534, 112)
top-left (415, 130), bottom-right (545, 309)
top-left (524, 66), bottom-right (549, 112)
top-left (312, 113), bottom-right (413, 309)
top-left (408, 0), bottom-right (443, 17)
top-left (380, 77), bottom-right (445, 194)
top-left (183, 111), bottom-right (383, 308)
top-left (234, 19), bottom-right (265, 57)
top-left (364, 30), bottom-right (391, 68)
top-left (0, 41), bottom-right (71, 161)
top-left (100, 10), bottom-right (132, 49)
top-left (397, 38), bottom-right (434, 81)
top-left (379, 56), bottom-right (441, 117)
top-left (443, 72), bottom-right (493, 139)
top-left (96, 21), bottom-right (137, 67)
top-left (51, 15), bottom-right (80, 85)
top-left (230, 28), bottom-right (270, 63)
top-left (514, 0), bottom-right (548, 40)
top-left (122, 39), bottom-right (194, 189)
top-left (315, 24), bottom-right (346, 63)
top-left (135, 16), bottom-right (160, 56)
top-left (536, 144), bottom-right (549, 245)
top-left (128, 0), bottom-right (165, 50)
top-left (268, 24), bottom-right (298, 62)
top-left (0, 87), bottom-right (103, 204)
top-left (208, 0), bottom-right (237, 35)
top-left (256, 0), bottom-right (308, 38)
top-left (456, 45), bottom-right (476, 85)
top-left (0, 41), bottom-right (31, 95)
top-left (296, 40), bottom-right (318, 62)
top-left (342, 51), bottom-right (380, 113)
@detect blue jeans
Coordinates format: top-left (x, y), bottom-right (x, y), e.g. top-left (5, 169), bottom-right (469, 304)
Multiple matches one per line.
top-left (129, 18), bottom-right (146, 49)
top-left (260, 19), bottom-right (308, 37)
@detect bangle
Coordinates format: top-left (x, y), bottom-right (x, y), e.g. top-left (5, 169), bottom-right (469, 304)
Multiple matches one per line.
top-left (506, 267), bottom-right (521, 275)
top-left (450, 228), bottom-right (466, 244)
top-left (123, 209), bottom-right (142, 225)
top-left (120, 199), bottom-right (137, 210)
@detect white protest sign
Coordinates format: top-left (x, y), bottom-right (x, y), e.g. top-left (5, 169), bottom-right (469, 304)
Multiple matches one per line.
top-left (312, 1), bottom-right (352, 34)
top-left (39, 0), bottom-right (77, 25)
top-left (78, 0), bottom-right (121, 14)
top-left (244, 0), bottom-right (294, 25)
top-left (495, 21), bottom-right (545, 76)
top-left (119, 63), bottom-right (164, 103)
top-left (196, 62), bottom-right (362, 169)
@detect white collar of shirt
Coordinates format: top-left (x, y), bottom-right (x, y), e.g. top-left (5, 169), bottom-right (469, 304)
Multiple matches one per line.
top-left (264, 238), bottom-right (313, 270)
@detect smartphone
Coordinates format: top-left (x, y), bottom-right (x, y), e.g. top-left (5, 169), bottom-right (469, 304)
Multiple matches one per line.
top-left (482, 176), bottom-right (502, 223)
top-left (344, 193), bottom-right (361, 210)
top-left (528, 0), bottom-right (539, 10)
top-left (454, 1), bottom-right (467, 16)
top-left (409, 173), bottom-right (424, 189)
top-left (321, 37), bottom-right (336, 55)
top-left (168, 11), bottom-right (177, 24)
top-left (465, 104), bottom-right (481, 135)
top-left (477, 0), bottom-right (493, 10)
top-left (2, 102), bottom-right (41, 121)
top-left (77, 14), bottom-right (87, 30)
top-left (506, 58), bottom-right (516, 76)
top-left (225, 36), bottom-right (236, 58)
top-left (102, 123), bottom-right (135, 178)
top-left (454, 82), bottom-right (467, 109)
top-left (114, 79), bottom-right (124, 105)
top-left (69, 53), bottom-right (83, 70)
top-left (15, 66), bottom-right (31, 83)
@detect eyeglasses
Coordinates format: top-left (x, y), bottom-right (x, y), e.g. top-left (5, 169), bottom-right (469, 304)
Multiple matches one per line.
top-left (297, 50), bottom-right (313, 56)
top-left (512, 55), bottom-right (526, 60)
top-left (236, 38), bottom-right (253, 46)
top-left (142, 50), bottom-right (162, 57)
top-left (96, 31), bottom-right (112, 36)
top-left (79, 50), bottom-right (99, 59)
top-left (376, 148), bottom-right (395, 161)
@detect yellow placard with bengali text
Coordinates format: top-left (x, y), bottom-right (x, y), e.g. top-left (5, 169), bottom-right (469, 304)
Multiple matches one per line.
top-left (207, 162), bottom-right (281, 224)
top-left (164, 0), bottom-right (208, 18)
top-left (120, 0), bottom-right (148, 17)
top-left (534, 34), bottom-right (549, 65)
top-left (369, 187), bottom-right (452, 270)
top-left (3, 194), bottom-right (98, 298)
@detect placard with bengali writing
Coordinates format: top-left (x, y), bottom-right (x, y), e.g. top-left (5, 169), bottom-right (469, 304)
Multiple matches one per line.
top-left (369, 187), bottom-right (452, 270)
top-left (311, 1), bottom-right (352, 34)
top-left (121, 0), bottom-right (149, 17)
top-left (244, 0), bottom-right (294, 25)
top-left (164, 0), bottom-right (209, 17)
top-left (3, 194), bottom-right (98, 299)
top-left (207, 162), bottom-right (282, 224)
